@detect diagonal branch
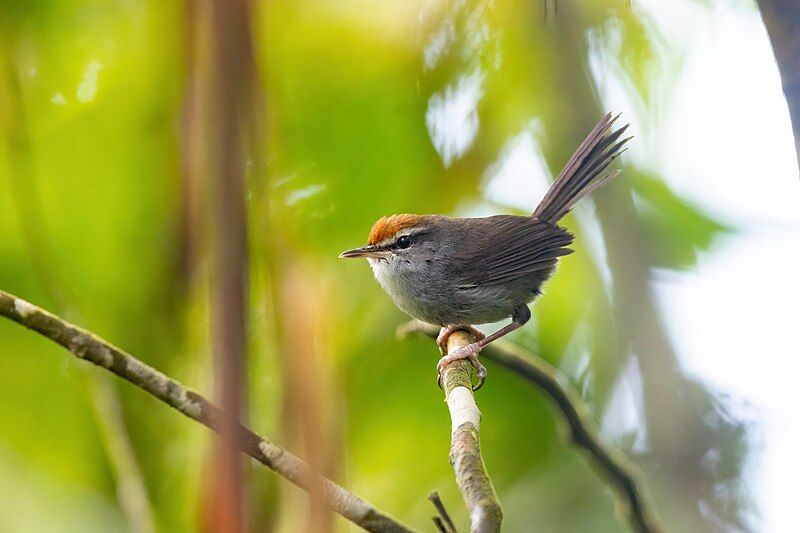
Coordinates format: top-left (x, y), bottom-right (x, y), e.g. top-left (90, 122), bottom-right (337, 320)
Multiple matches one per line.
top-left (0, 289), bottom-right (415, 533)
top-left (440, 330), bottom-right (502, 533)
top-left (401, 320), bottom-right (661, 533)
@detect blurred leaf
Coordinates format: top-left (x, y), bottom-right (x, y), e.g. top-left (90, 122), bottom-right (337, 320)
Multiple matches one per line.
top-left (633, 172), bottom-right (732, 270)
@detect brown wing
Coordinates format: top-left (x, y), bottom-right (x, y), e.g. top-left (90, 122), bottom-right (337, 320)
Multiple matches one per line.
top-left (452, 215), bottom-right (573, 288)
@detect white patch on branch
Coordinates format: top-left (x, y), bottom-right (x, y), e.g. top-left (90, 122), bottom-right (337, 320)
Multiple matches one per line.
top-left (69, 335), bottom-right (88, 358)
top-left (258, 441), bottom-right (283, 463)
top-left (13, 298), bottom-right (36, 318)
top-left (96, 346), bottom-right (114, 368)
top-left (447, 385), bottom-right (481, 434)
top-left (181, 398), bottom-right (203, 420)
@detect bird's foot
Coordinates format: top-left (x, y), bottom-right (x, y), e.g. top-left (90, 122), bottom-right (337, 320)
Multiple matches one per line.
top-left (436, 325), bottom-right (486, 355)
top-left (436, 342), bottom-right (487, 391)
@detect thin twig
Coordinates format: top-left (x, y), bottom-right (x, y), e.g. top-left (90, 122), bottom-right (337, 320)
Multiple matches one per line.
top-left (428, 491), bottom-right (457, 533)
top-left (400, 320), bottom-right (661, 533)
top-left (0, 289), bottom-right (415, 533)
top-left (440, 330), bottom-right (502, 533)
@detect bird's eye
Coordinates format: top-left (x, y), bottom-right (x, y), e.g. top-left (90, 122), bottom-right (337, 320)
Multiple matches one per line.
top-left (396, 235), bottom-right (412, 249)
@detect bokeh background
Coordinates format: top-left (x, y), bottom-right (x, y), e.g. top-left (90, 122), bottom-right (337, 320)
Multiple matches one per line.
top-left (2, 0), bottom-right (799, 531)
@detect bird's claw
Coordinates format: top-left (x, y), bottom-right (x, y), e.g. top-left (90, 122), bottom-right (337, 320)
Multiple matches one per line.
top-left (436, 342), bottom-right (487, 391)
top-left (436, 325), bottom-right (486, 355)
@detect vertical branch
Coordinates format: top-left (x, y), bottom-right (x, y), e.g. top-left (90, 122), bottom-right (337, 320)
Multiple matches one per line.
top-left (206, 0), bottom-right (255, 529)
top-left (757, 0), bottom-right (800, 171)
top-left (542, 4), bottom-right (749, 529)
top-left (178, 0), bottom-right (206, 283)
top-left (277, 261), bottom-right (336, 532)
top-left (89, 375), bottom-right (157, 533)
top-left (440, 331), bottom-right (502, 533)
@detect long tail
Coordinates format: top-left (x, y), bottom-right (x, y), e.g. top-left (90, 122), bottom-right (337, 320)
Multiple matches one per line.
top-left (533, 113), bottom-right (631, 223)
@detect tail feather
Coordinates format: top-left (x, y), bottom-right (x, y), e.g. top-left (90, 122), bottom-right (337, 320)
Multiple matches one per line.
top-left (533, 113), bottom-right (631, 223)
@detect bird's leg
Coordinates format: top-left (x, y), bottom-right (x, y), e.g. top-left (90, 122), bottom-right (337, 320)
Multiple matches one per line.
top-left (437, 305), bottom-right (531, 391)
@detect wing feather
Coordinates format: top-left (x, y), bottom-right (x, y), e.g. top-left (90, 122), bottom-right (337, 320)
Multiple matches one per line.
top-left (452, 215), bottom-right (573, 287)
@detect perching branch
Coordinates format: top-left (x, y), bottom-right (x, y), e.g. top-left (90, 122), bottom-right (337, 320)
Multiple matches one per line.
top-left (401, 320), bottom-right (661, 533)
top-left (440, 330), bottom-right (502, 533)
top-left (0, 289), bottom-right (414, 533)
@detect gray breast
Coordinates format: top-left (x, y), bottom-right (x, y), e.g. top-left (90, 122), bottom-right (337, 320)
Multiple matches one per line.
top-left (369, 257), bottom-right (525, 326)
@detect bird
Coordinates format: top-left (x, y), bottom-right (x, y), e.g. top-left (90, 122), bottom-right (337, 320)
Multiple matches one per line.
top-left (340, 113), bottom-right (630, 389)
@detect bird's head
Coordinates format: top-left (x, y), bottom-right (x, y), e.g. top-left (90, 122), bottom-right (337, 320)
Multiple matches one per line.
top-left (339, 214), bottom-right (444, 265)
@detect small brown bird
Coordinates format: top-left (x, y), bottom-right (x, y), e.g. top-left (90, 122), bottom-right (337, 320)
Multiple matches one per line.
top-left (340, 113), bottom-right (630, 389)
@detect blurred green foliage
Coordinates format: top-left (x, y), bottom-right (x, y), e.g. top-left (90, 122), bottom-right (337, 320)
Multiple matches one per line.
top-left (633, 173), bottom-right (731, 269)
top-left (1, 0), bottom-right (750, 531)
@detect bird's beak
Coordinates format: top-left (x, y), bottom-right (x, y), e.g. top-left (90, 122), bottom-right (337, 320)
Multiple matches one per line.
top-left (339, 245), bottom-right (389, 259)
